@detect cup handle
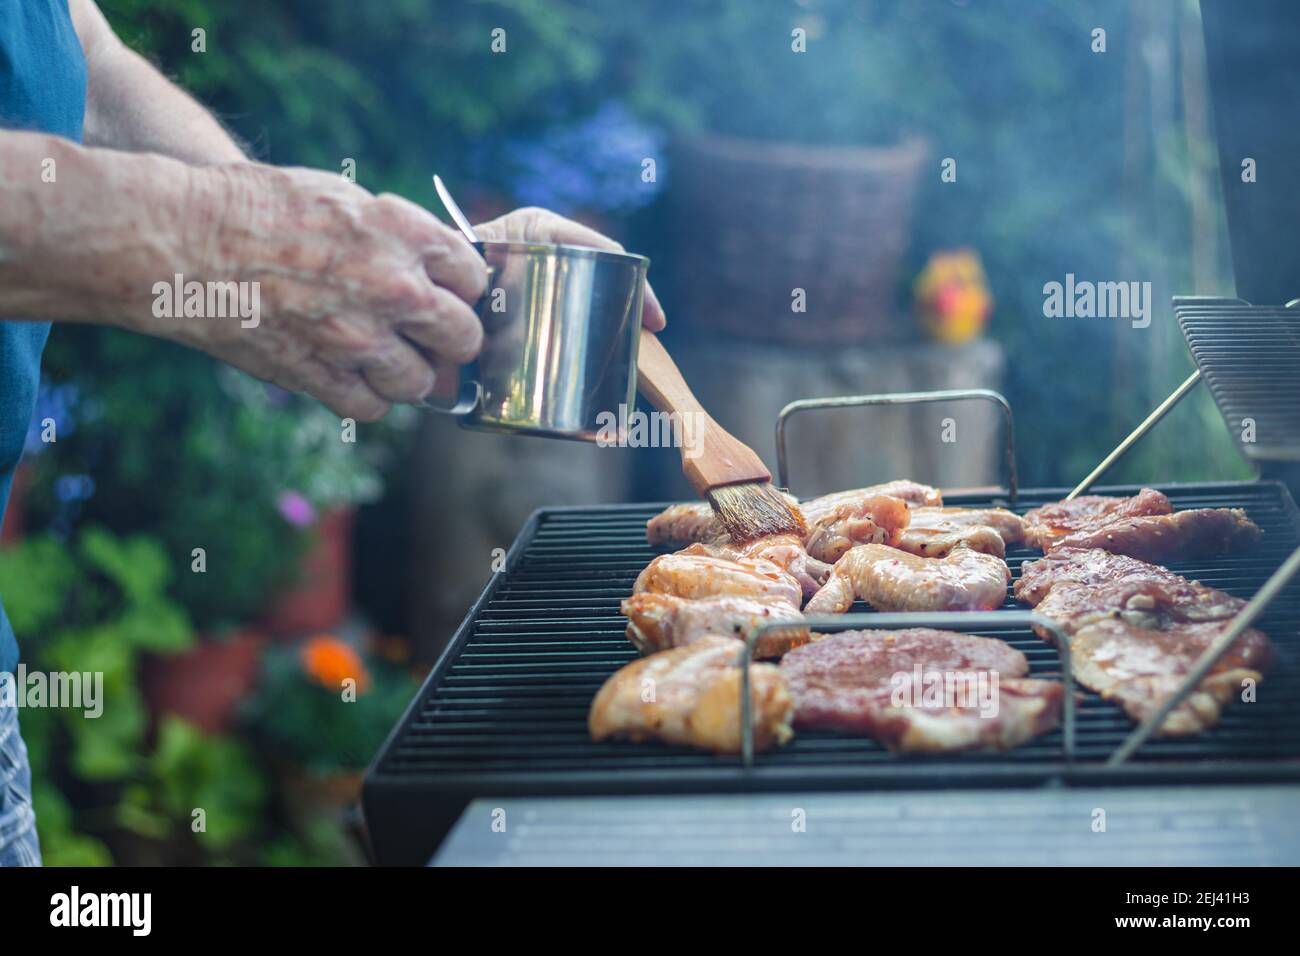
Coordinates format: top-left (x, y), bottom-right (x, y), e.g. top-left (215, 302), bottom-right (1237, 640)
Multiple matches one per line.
top-left (417, 377), bottom-right (482, 415)
top-left (414, 259), bottom-right (496, 414)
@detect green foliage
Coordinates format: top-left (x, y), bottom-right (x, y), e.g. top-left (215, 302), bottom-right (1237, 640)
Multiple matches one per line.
top-left (0, 536), bottom-right (75, 634)
top-left (101, 0), bottom-right (617, 197)
top-left (35, 330), bottom-right (401, 629)
top-left (118, 717), bottom-right (266, 852)
top-left (243, 641), bottom-right (415, 775)
top-left (1, 528), bottom-right (273, 862)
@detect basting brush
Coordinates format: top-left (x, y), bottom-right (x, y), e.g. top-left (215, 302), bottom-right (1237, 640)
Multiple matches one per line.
top-left (636, 329), bottom-right (806, 542)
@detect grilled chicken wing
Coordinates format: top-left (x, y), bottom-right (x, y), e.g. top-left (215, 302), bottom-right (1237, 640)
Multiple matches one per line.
top-left (803, 480), bottom-right (943, 510)
top-left (682, 535), bottom-right (831, 598)
top-left (588, 634), bottom-right (795, 753)
top-left (646, 502), bottom-right (722, 547)
top-left (622, 593), bottom-right (809, 658)
top-left (645, 480), bottom-right (937, 551)
top-left (801, 494), bottom-right (912, 563)
top-left (1047, 508), bottom-right (1262, 562)
top-left (1070, 618), bottom-right (1271, 736)
top-left (1022, 488), bottom-right (1173, 550)
top-left (633, 551), bottom-right (803, 606)
top-left (894, 506), bottom-right (1025, 559)
top-left (804, 544), bottom-right (1010, 614)
top-left (779, 629), bottom-right (1063, 752)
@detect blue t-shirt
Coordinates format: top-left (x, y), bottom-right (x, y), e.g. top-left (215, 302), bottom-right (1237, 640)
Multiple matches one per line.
top-left (0, 1), bottom-right (87, 672)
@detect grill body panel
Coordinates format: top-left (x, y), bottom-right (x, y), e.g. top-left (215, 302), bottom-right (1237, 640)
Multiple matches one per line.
top-left (364, 481), bottom-right (1300, 864)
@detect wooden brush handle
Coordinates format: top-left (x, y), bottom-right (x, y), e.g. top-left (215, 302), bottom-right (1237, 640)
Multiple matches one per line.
top-left (636, 328), bottom-right (707, 418)
top-left (636, 329), bottom-right (771, 493)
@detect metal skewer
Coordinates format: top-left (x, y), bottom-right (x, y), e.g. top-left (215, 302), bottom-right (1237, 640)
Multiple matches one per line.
top-left (1065, 369), bottom-right (1203, 500)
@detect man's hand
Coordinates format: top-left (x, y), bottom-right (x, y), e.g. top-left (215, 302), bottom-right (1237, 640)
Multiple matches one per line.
top-left (151, 163), bottom-right (488, 421)
top-left (473, 207), bottom-right (666, 331)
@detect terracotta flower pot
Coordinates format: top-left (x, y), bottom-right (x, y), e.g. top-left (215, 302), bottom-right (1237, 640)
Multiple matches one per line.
top-left (261, 508), bottom-right (354, 638)
top-left (143, 630), bottom-right (265, 734)
top-left (278, 765), bottom-right (365, 817)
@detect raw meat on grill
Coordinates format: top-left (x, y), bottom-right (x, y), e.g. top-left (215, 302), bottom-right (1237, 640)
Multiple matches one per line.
top-left (779, 629), bottom-right (1064, 752)
top-left (1069, 618), bottom-right (1272, 736)
top-left (647, 494), bottom-right (797, 548)
top-left (1015, 547), bottom-right (1273, 734)
top-left (1022, 488), bottom-right (1173, 550)
top-left (645, 479), bottom-right (939, 551)
top-left (801, 493), bottom-right (912, 563)
top-left (1034, 578), bottom-right (1252, 638)
top-left (801, 480), bottom-right (943, 511)
top-left (894, 506), bottom-right (1026, 559)
top-left (681, 535), bottom-right (831, 598)
top-left (621, 593), bottom-right (809, 658)
top-left (633, 551), bottom-right (803, 607)
top-left (1017, 548), bottom-right (1249, 628)
top-left (588, 635), bottom-right (795, 753)
top-left (804, 543), bottom-right (1010, 614)
top-left (1014, 546), bottom-right (1191, 606)
top-left (1045, 507), bottom-right (1262, 562)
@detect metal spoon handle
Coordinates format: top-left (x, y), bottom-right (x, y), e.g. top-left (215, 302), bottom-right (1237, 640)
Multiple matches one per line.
top-left (433, 174), bottom-right (480, 244)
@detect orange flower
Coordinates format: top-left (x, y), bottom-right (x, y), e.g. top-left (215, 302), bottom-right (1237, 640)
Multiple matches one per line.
top-left (301, 634), bottom-right (370, 694)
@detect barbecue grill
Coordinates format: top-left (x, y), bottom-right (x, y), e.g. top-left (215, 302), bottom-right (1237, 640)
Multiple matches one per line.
top-left (363, 388), bottom-right (1300, 863)
top-left (364, 1), bottom-right (1300, 865)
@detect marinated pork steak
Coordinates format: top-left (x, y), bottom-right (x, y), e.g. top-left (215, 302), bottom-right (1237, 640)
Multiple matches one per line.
top-left (1014, 547), bottom-right (1272, 735)
top-left (589, 635), bottom-right (795, 753)
top-left (621, 593), bottom-right (809, 658)
top-left (1014, 547), bottom-right (1188, 606)
top-left (779, 629), bottom-right (1064, 752)
top-left (1016, 547), bottom-right (1247, 623)
top-left (633, 551), bottom-right (803, 607)
top-left (894, 507), bottom-right (1026, 559)
top-left (1018, 548), bottom-right (1255, 644)
top-left (1069, 618), bottom-right (1272, 736)
top-left (1046, 508), bottom-right (1262, 562)
top-left (804, 544), bottom-right (1010, 614)
top-left (1022, 488), bottom-right (1173, 550)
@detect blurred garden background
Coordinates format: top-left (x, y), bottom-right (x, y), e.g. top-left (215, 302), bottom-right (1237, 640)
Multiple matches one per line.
top-left (0, 0), bottom-right (1246, 865)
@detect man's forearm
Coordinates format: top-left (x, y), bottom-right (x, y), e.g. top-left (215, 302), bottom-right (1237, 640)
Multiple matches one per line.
top-left (73, 0), bottom-right (245, 164)
top-left (0, 131), bottom-right (227, 329)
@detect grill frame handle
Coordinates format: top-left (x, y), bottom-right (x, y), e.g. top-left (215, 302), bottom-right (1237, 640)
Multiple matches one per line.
top-left (775, 389), bottom-right (1018, 507)
top-left (736, 611), bottom-right (1075, 767)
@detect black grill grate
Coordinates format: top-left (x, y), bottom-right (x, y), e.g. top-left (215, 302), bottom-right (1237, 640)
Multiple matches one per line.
top-left (364, 481), bottom-right (1300, 863)
top-left (1177, 298), bottom-right (1300, 463)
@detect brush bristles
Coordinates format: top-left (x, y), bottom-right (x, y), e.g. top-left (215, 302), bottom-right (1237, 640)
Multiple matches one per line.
top-left (707, 482), bottom-right (807, 543)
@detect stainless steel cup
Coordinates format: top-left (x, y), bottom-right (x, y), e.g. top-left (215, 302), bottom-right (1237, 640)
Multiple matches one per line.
top-left (423, 240), bottom-right (647, 441)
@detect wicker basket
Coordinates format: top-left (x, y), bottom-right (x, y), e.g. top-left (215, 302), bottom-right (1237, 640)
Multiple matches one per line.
top-left (670, 133), bottom-right (928, 345)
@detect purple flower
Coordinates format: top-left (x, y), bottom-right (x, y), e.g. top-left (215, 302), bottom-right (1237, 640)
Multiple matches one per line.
top-left (277, 491), bottom-right (317, 528)
top-left (54, 474), bottom-right (95, 504)
top-left (264, 384), bottom-right (290, 407)
top-left (472, 101), bottom-right (667, 215)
